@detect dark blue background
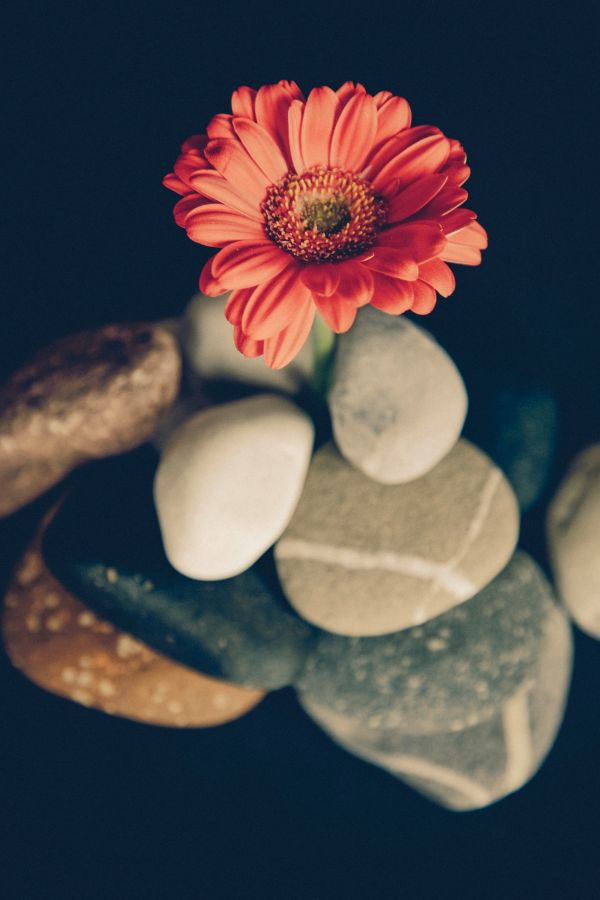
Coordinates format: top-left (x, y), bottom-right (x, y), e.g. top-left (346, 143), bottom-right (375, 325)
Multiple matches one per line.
top-left (2, 2), bottom-right (599, 897)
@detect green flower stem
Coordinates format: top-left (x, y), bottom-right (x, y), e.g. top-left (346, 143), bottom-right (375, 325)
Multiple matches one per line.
top-left (311, 313), bottom-right (336, 400)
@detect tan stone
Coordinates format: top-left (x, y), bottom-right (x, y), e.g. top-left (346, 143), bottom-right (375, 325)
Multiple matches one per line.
top-left (2, 508), bottom-right (263, 727)
top-left (0, 323), bottom-right (181, 516)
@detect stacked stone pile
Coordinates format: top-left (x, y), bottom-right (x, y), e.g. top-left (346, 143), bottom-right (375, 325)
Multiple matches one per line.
top-left (0, 296), bottom-right (574, 810)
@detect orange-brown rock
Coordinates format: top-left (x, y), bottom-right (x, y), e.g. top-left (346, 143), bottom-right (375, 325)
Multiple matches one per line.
top-left (0, 323), bottom-right (181, 517)
top-left (2, 508), bottom-right (263, 727)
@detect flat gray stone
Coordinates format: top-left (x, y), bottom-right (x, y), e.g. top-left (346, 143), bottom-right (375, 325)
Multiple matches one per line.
top-left (275, 439), bottom-right (519, 635)
top-left (300, 552), bottom-right (573, 810)
top-left (329, 307), bottom-right (467, 484)
top-left (547, 444), bottom-right (600, 638)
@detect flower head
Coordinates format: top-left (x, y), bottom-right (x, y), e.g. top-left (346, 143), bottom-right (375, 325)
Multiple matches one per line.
top-left (164, 81), bottom-right (487, 368)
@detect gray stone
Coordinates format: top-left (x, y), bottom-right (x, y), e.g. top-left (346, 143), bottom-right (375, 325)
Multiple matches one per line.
top-left (329, 307), bottom-right (467, 484)
top-left (299, 553), bottom-right (573, 810)
top-left (275, 439), bottom-right (519, 635)
top-left (0, 323), bottom-right (181, 517)
top-left (180, 294), bottom-right (314, 393)
top-left (547, 444), bottom-right (600, 638)
top-left (155, 394), bottom-right (314, 580)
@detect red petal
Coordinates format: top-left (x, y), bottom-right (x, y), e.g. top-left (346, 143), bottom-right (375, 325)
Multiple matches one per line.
top-left (364, 126), bottom-right (440, 177)
top-left (377, 222), bottom-right (446, 262)
top-left (441, 208), bottom-right (477, 236)
top-left (163, 172), bottom-right (188, 196)
top-left (199, 256), bottom-right (228, 297)
top-left (300, 86), bottom-right (339, 168)
top-left (362, 248), bottom-right (420, 280)
top-left (185, 204), bottom-right (266, 247)
top-left (418, 185), bottom-right (468, 218)
top-left (288, 100), bottom-right (306, 174)
top-left (418, 259), bottom-right (456, 297)
top-left (370, 272), bottom-right (414, 314)
top-left (255, 83), bottom-right (297, 168)
top-left (207, 114), bottom-right (236, 140)
top-left (242, 266), bottom-right (308, 339)
top-left (188, 170), bottom-right (263, 220)
top-left (374, 96), bottom-right (412, 147)
top-left (204, 139), bottom-right (270, 207)
top-left (225, 289), bottom-right (253, 325)
top-left (231, 86), bottom-right (257, 119)
top-left (330, 92), bottom-right (378, 171)
top-left (263, 300), bottom-right (316, 369)
top-left (234, 326), bottom-right (264, 358)
top-left (441, 243), bottom-right (482, 266)
top-left (300, 264), bottom-right (340, 297)
top-left (173, 195), bottom-right (209, 228)
top-left (182, 135), bottom-right (208, 153)
top-left (411, 281), bottom-right (438, 314)
top-left (336, 81), bottom-right (366, 106)
top-left (446, 164), bottom-right (471, 186)
top-left (233, 117), bottom-right (288, 182)
top-left (451, 220), bottom-right (488, 248)
top-left (372, 133), bottom-right (451, 194)
top-left (386, 174), bottom-right (447, 224)
top-left (314, 296), bottom-right (357, 333)
top-left (211, 240), bottom-right (292, 288)
top-left (373, 90), bottom-right (393, 108)
top-left (335, 261), bottom-right (374, 305)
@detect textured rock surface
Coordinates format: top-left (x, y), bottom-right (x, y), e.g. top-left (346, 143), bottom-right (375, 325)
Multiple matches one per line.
top-left (3, 508), bottom-right (263, 727)
top-left (276, 440), bottom-right (519, 635)
top-left (329, 308), bottom-right (467, 484)
top-left (547, 444), bottom-right (600, 638)
top-left (43, 449), bottom-right (313, 689)
top-left (300, 553), bottom-right (573, 810)
top-left (155, 394), bottom-right (314, 580)
top-left (180, 294), bottom-right (314, 393)
top-left (0, 323), bottom-right (181, 517)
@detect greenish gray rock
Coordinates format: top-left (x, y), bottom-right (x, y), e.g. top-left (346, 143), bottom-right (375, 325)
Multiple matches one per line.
top-left (299, 552), bottom-right (573, 810)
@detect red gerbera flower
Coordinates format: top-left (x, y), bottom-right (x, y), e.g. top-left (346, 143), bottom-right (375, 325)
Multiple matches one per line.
top-left (164, 81), bottom-right (487, 369)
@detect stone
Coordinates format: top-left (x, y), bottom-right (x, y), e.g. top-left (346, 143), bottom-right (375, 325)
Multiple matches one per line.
top-left (43, 449), bottom-right (313, 690)
top-left (547, 444), bottom-right (600, 638)
top-left (465, 385), bottom-right (558, 511)
top-left (180, 294), bottom-right (314, 393)
top-left (299, 552), bottom-right (573, 810)
top-left (155, 393), bottom-right (314, 580)
top-left (3, 507), bottom-right (263, 727)
top-left (0, 323), bottom-right (181, 517)
top-left (328, 307), bottom-right (467, 484)
top-left (275, 439), bottom-right (519, 636)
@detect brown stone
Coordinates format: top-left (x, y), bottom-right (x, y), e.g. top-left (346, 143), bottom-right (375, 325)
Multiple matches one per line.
top-left (2, 507), bottom-right (263, 727)
top-left (0, 323), bottom-right (181, 517)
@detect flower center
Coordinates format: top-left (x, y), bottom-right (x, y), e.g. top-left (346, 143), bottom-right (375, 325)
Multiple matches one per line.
top-left (261, 166), bottom-right (387, 263)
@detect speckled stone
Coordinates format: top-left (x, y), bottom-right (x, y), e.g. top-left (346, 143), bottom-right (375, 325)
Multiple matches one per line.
top-left (180, 294), bottom-right (314, 393)
top-left (300, 553), bottom-right (573, 810)
top-left (547, 444), bottom-right (600, 638)
top-left (43, 450), bottom-right (313, 689)
top-left (328, 307), bottom-right (467, 484)
top-left (154, 394), bottom-right (314, 580)
top-left (3, 507), bottom-right (263, 727)
top-left (0, 323), bottom-right (181, 517)
top-left (275, 440), bottom-right (519, 635)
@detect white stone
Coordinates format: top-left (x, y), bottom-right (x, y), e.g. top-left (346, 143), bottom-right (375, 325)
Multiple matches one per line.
top-left (329, 307), bottom-right (467, 484)
top-left (180, 294), bottom-right (314, 393)
top-left (547, 444), bottom-right (600, 638)
top-left (154, 394), bottom-right (314, 580)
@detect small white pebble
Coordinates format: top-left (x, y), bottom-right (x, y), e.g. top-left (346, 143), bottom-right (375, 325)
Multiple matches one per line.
top-left (116, 635), bottom-right (143, 658)
top-left (426, 638), bottom-right (448, 652)
top-left (78, 611), bottom-right (96, 628)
